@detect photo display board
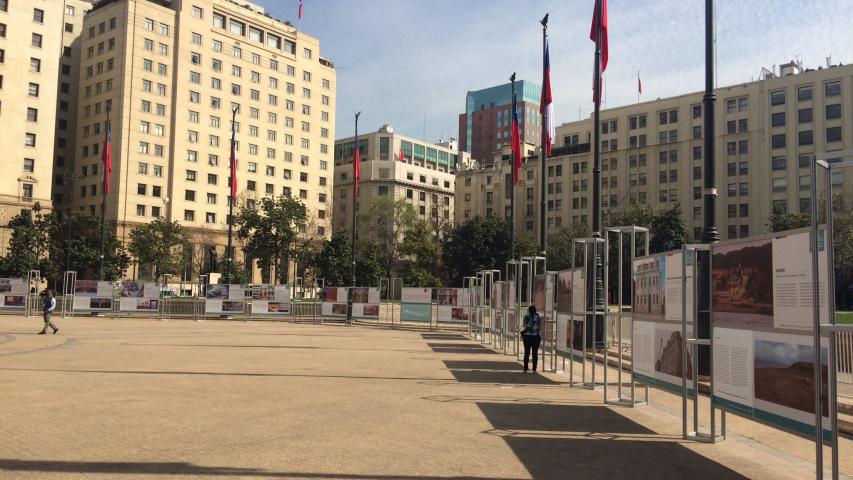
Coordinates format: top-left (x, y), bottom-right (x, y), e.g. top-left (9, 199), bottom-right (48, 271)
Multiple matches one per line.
top-left (350, 287), bottom-right (380, 319)
top-left (491, 281), bottom-right (503, 333)
top-left (711, 230), bottom-right (831, 439)
top-left (0, 278), bottom-right (27, 309)
top-left (502, 281), bottom-right (517, 334)
top-left (533, 273), bottom-right (555, 341)
top-left (321, 287), bottom-right (348, 317)
top-left (400, 287), bottom-right (432, 322)
top-left (630, 251), bottom-right (695, 392)
top-left (205, 284), bottom-right (246, 314)
top-left (73, 280), bottom-right (114, 311)
top-left (118, 281), bottom-right (160, 312)
top-left (437, 288), bottom-right (470, 324)
top-left (251, 284), bottom-right (291, 316)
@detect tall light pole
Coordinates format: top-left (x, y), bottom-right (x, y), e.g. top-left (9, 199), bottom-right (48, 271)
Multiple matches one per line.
top-left (226, 105), bottom-right (238, 283)
top-left (697, 0), bottom-right (720, 377)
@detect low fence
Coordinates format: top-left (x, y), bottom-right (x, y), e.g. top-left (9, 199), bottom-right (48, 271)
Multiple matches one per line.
top-left (840, 329), bottom-right (853, 384)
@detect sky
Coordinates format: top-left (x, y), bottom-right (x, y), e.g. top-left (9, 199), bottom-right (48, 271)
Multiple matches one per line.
top-left (260, 0), bottom-right (853, 141)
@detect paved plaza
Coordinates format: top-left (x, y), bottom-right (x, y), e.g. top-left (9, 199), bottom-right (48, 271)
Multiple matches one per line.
top-left (0, 315), bottom-right (850, 479)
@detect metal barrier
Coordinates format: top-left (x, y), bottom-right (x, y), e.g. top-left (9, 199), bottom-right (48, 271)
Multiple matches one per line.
top-left (839, 329), bottom-right (853, 384)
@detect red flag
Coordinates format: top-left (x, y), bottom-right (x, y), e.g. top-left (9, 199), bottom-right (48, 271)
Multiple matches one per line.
top-left (399, 148), bottom-right (405, 162)
top-left (511, 89), bottom-right (521, 185)
top-left (353, 143), bottom-right (361, 197)
top-left (101, 123), bottom-right (112, 194)
top-left (540, 40), bottom-right (554, 157)
top-left (590, 0), bottom-right (609, 103)
top-left (638, 73), bottom-right (642, 94)
top-left (298, 0), bottom-right (302, 19)
top-left (230, 137), bottom-right (237, 199)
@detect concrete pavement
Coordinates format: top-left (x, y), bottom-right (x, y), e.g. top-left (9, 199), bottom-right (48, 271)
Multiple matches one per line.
top-left (0, 315), bottom-right (849, 479)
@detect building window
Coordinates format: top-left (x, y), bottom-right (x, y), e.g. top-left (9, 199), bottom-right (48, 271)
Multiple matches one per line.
top-left (798, 85), bottom-right (813, 101)
top-left (770, 90), bottom-right (785, 106)
top-left (33, 8), bottom-right (44, 23)
top-left (771, 134), bottom-right (786, 149)
top-left (798, 108), bottom-right (813, 124)
top-left (772, 178), bottom-right (787, 193)
top-left (826, 126), bottom-right (842, 143)
top-left (25, 133), bottom-right (36, 147)
top-left (798, 130), bottom-right (813, 146)
top-left (771, 156), bottom-right (786, 171)
top-left (826, 104), bottom-right (841, 120)
top-left (825, 81), bottom-right (841, 97)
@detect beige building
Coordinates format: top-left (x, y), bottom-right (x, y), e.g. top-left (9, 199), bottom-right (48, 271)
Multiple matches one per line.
top-left (53, 0), bottom-right (95, 213)
top-left (333, 125), bottom-right (469, 238)
top-left (71, 0), bottom-right (336, 281)
top-left (0, 0), bottom-right (79, 254)
top-left (457, 62), bottom-right (853, 242)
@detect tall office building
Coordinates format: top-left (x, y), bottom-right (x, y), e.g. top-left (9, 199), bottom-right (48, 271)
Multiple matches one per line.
top-left (458, 80), bottom-right (541, 167)
top-left (456, 61), bottom-right (853, 242)
top-left (0, 0), bottom-right (86, 255)
top-left (53, 0), bottom-right (95, 212)
top-left (333, 124), bottom-right (469, 242)
top-left (72, 0), bottom-right (336, 281)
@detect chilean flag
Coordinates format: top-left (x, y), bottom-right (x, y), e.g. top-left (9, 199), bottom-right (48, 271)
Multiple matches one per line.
top-left (102, 123), bottom-right (112, 194)
top-left (511, 88), bottom-right (522, 185)
top-left (540, 40), bottom-right (555, 157)
top-left (399, 148), bottom-right (405, 162)
top-left (230, 136), bottom-right (237, 199)
top-left (353, 142), bottom-right (361, 197)
top-left (298, 0), bottom-right (303, 19)
top-left (590, 0), bottom-right (609, 103)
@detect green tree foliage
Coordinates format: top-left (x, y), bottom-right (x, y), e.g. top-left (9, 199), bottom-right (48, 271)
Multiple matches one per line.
top-left (129, 218), bottom-right (188, 280)
top-left (546, 223), bottom-right (590, 271)
top-left (355, 242), bottom-right (385, 287)
top-left (235, 195), bottom-right (307, 284)
top-left (213, 256), bottom-right (249, 285)
top-left (357, 197), bottom-right (419, 277)
top-left (399, 217), bottom-right (443, 285)
top-left (0, 209), bottom-right (126, 285)
top-left (767, 211), bottom-right (810, 232)
top-left (441, 215), bottom-right (512, 286)
top-left (315, 231), bottom-right (351, 286)
top-left (609, 203), bottom-right (688, 253)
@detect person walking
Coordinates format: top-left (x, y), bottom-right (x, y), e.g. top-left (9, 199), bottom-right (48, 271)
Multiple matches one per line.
top-left (39, 289), bottom-right (58, 335)
top-left (521, 305), bottom-right (542, 373)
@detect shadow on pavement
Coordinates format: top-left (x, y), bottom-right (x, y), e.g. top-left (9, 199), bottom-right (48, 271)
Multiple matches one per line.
top-left (0, 459), bottom-right (520, 479)
top-left (476, 402), bottom-right (747, 480)
top-left (442, 360), bottom-right (523, 371)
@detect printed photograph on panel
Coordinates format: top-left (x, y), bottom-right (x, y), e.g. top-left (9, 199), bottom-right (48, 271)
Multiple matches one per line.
top-left (362, 304), bottom-right (379, 317)
top-left (754, 339), bottom-right (828, 415)
top-left (222, 301), bottom-right (244, 313)
top-left (654, 327), bottom-right (693, 380)
top-left (572, 319), bottom-right (585, 351)
top-left (120, 281), bottom-right (145, 298)
top-left (712, 239), bottom-right (774, 328)
top-left (252, 285), bottom-right (275, 300)
top-left (331, 303), bottom-right (347, 315)
top-left (557, 270), bottom-right (572, 314)
top-left (438, 288), bottom-right (458, 306)
top-left (322, 287), bottom-right (338, 303)
top-left (206, 284), bottom-right (230, 300)
top-left (533, 276), bottom-right (546, 313)
top-left (351, 287), bottom-right (369, 304)
top-left (633, 256), bottom-right (665, 320)
top-left (4, 295), bottom-right (24, 307)
top-left (451, 307), bottom-right (468, 321)
top-left (75, 280), bottom-right (99, 296)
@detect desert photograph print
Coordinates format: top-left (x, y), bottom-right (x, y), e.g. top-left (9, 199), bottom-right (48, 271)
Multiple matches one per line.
top-left (712, 239), bottom-right (774, 328)
top-left (753, 339), bottom-right (829, 416)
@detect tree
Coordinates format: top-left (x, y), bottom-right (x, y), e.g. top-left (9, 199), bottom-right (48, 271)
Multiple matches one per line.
top-left (51, 211), bottom-right (127, 282)
top-left (767, 210), bottom-right (810, 232)
top-left (235, 195), bottom-right (307, 284)
top-left (357, 197), bottom-right (419, 277)
top-left (355, 242), bottom-right (385, 287)
top-left (315, 231), bottom-right (351, 286)
top-left (213, 255), bottom-right (249, 285)
top-left (609, 203), bottom-right (688, 254)
top-left (442, 215), bottom-right (512, 286)
top-left (546, 223), bottom-right (591, 271)
top-left (0, 209), bottom-right (51, 280)
top-left (129, 218), bottom-right (188, 280)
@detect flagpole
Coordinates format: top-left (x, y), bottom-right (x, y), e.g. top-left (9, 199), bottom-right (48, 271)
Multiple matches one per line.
top-left (538, 14), bottom-right (548, 259)
top-left (591, 0), bottom-right (605, 346)
top-left (98, 104), bottom-right (110, 281)
top-left (349, 112), bottom-right (360, 326)
top-left (509, 73), bottom-right (517, 272)
top-left (226, 106), bottom-right (237, 284)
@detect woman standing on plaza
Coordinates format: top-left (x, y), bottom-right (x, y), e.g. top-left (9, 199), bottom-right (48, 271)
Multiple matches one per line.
top-left (521, 305), bottom-right (542, 373)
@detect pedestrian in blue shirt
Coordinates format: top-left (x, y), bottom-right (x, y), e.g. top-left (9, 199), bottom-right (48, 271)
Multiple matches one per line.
top-left (39, 289), bottom-right (58, 335)
top-left (521, 305), bottom-right (542, 373)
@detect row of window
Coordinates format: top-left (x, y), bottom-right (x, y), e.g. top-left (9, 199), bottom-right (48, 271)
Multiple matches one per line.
top-left (771, 104), bottom-right (842, 127)
top-left (770, 82), bottom-right (842, 106)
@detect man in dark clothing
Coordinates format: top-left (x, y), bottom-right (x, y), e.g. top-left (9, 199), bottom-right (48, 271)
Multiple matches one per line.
top-left (521, 305), bottom-right (542, 373)
top-left (39, 289), bottom-right (58, 335)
